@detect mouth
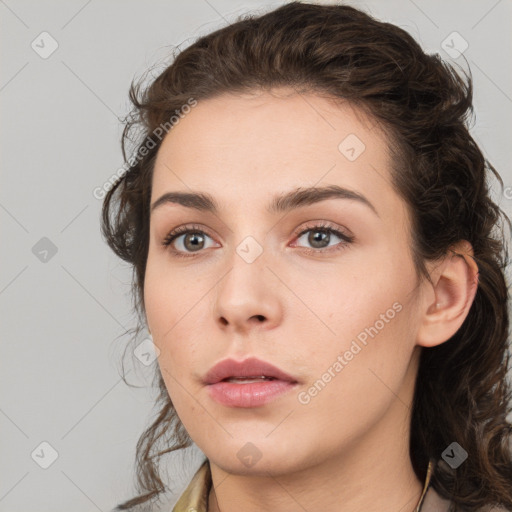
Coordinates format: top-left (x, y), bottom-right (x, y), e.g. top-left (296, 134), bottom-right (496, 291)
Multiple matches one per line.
top-left (203, 356), bottom-right (298, 385)
top-left (203, 357), bottom-right (299, 408)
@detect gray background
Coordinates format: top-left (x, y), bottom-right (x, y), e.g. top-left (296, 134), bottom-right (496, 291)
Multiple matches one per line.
top-left (1, 0), bottom-right (511, 510)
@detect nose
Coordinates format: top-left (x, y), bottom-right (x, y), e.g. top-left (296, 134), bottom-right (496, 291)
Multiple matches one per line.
top-left (213, 248), bottom-right (283, 335)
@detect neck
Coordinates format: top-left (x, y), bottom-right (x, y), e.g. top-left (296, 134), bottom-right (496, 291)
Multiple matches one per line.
top-left (207, 408), bottom-right (424, 512)
top-left (208, 459), bottom-right (423, 512)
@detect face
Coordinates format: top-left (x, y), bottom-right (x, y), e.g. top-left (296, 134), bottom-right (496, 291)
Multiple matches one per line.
top-left (144, 87), bottom-right (425, 476)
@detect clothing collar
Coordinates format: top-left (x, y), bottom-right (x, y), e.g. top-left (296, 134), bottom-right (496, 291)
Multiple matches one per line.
top-left (172, 459), bottom-right (434, 512)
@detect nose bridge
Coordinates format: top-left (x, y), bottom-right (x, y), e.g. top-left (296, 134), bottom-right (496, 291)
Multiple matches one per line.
top-left (223, 211), bottom-right (273, 270)
top-left (220, 231), bottom-right (269, 300)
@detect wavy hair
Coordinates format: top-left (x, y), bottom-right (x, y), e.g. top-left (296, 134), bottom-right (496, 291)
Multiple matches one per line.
top-left (101, 2), bottom-right (512, 510)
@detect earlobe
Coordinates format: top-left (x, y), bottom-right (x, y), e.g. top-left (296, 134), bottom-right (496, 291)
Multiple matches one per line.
top-left (417, 240), bottom-right (479, 348)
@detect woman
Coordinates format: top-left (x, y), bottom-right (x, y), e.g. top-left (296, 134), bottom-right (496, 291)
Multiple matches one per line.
top-left (102, 2), bottom-right (512, 511)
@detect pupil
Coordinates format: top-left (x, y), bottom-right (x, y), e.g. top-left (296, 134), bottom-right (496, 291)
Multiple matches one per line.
top-left (185, 233), bottom-right (204, 251)
top-left (310, 230), bottom-right (329, 248)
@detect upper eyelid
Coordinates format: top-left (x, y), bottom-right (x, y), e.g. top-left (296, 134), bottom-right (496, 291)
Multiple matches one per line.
top-left (165, 221), bottom-right (347, 236)
top-left (163, 221), bottom-right (352, 246)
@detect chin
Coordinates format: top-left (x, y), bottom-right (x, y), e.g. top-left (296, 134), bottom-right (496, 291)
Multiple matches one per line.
top-left (203, 438), bottom-right (309, 477)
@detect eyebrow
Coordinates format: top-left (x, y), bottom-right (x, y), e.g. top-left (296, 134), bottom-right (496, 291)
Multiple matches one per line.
top-left (150, 184), bottom-right (379, 217)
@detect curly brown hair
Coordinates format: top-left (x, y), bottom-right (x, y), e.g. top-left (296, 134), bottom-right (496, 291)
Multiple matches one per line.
top-left (101, 2), bottom-right (512, 510)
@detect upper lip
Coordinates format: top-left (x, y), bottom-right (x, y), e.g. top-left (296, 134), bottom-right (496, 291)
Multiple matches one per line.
top-left (203, 357), bottom-right (298, 385)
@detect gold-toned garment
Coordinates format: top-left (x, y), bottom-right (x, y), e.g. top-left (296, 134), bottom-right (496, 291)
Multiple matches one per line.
top-left (171, 458), bottom-right (452, 512)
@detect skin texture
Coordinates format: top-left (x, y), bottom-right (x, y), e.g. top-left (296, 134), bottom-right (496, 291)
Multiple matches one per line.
top-left (144, 87), bottom-right (479, 512)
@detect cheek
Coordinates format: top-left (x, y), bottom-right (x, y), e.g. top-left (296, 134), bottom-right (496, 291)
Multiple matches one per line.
top-left (143, 253), bottom-right (208, 380)
top-left (144, 252), bottom-right (203, 337)
top-left (297, 254), bottom-right (416, 378)
top-left (298, 254), bottom-right (406, 333)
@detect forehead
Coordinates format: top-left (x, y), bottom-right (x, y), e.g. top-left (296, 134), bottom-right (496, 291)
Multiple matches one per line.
top-left (151, 88), bottom-right (400, 220)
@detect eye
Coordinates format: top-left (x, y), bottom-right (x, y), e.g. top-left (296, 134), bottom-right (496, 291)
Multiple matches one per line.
top-left (161, 224), bottom-right (217, 258)
top-left (292, 222), bottom-right (354, 255)
top-left (161, 221), bottom-right (354, 258)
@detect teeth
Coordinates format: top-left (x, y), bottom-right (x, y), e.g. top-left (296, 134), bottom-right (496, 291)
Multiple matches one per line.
top-left (225, 376), bottom-right (275, 383)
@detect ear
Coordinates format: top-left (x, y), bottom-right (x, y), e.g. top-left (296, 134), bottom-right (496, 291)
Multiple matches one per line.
top-left (416, 240), bottom-right (479, 348)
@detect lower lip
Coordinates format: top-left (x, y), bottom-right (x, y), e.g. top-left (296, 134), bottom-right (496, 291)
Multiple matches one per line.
top-left (206, 380), bottom-right (297, 407)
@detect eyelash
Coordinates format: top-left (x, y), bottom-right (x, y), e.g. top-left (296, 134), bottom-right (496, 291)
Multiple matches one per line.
top-left (161, 222), bottom-right (355, 259)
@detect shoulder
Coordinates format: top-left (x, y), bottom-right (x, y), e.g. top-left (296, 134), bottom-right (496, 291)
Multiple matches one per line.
top-left (421, 485), bottom-right (511, 512)
top-left (109, 460), bottom-right (211, 512)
